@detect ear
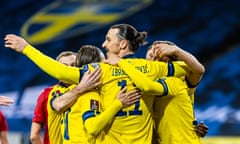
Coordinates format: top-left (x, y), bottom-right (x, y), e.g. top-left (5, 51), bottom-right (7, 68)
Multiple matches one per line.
top-left (120, 40), bottom-right (128, 50)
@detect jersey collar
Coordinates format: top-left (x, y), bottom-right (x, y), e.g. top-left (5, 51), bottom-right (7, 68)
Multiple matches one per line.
top-left (58, 81), bottom-right (70, 88)
top-left (122, 54), bottom-right (138, 59)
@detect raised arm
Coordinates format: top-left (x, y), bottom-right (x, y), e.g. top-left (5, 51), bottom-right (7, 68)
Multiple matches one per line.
top-left (153, 43), bottom-right (205, 87)
top-left (4, 34), bottom-right (79, 84)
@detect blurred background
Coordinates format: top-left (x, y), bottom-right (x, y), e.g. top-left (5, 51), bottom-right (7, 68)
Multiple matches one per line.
top-left (0, 0), bottom-right (240, 143)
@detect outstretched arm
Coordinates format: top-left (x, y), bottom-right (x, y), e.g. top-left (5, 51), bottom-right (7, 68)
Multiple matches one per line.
top-left (5, 34), bottom-right (80, 84)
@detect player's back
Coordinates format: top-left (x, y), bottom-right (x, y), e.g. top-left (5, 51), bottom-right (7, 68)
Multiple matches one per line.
top-left (95, 58), bottom-right (180, 144)
top-left (153, 78), bottom-right (201, 144)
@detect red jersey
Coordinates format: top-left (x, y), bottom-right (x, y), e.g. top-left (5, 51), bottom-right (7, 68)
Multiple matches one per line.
top-left (32, 86), bottom-right (53, 144)
top-left (0, 110), bottom-right (8, 131)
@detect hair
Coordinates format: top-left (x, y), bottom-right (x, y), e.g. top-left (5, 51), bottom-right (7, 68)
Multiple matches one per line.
top-left (148, 40), bottom-right (178, 61)
top-left (75, 45), bottom-right (104, 67)
top-left (56, 51), bottom-right (76, 61)
top-left (148, 40), bottom-right (176, 50)
top-left (152, 40), bottom-right (176, 46)
top-left (111, 24), bottom-right (148, 52)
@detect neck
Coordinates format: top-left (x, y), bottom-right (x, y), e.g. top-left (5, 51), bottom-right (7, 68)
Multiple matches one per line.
top-left (119, 51), bottom-right (134, 58)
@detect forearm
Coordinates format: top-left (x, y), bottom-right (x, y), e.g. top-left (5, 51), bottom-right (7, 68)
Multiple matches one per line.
top-left (30, 122), bottom-right (42, 144)
top-left (175, 48), bottom-right (205, 74)
top-left (0, 132), bottom-right (8, 144)
top-left (175, 48), bottom-right (205, 85)
top-left (84, 100), bottom-right (122, 136)
top-left (23, 45), bottom-right (79, 84)
top-left (30, 136), bottom-right (42, 144)
top-left (52, 85), bottom-right (85, 112)
top-left (52, 91), bottom-right (77, 112)
top-left (118, 60), bottom-right (165, 95)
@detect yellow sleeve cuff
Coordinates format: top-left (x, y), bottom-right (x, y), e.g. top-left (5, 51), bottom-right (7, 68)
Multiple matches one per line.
top-left (23, 44), bottom-right (34, 55)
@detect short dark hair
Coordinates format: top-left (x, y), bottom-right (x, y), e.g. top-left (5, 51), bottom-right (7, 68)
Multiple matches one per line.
top-left (152, 40), bottom-right (176, 46)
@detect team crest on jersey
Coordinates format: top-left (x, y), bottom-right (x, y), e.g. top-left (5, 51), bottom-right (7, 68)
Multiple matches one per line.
top-left (20, 0), bottom-right (153, 44)
top-left (52, 90), bottom-right (62, 97)
top-left (90, 99), bottom-right (99, 110)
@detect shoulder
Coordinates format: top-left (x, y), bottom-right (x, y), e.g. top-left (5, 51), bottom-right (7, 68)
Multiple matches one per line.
top-left (173, 61), bottom-right (187, 67)
top-left (37, 85), bottom-right (55, 100)
top-left (0, 110), bottom-right (3, 117)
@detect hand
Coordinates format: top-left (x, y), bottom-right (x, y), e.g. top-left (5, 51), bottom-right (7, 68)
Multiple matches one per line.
top-left (117, 87), bottom-right (141, 108)
top-left (153, 43), bottom-right (179, 60)
top-left (195, 121), bottom-right (208, 137)
top-left (73, 67), bottom-right (102, 94)
top-left (0, 96), bottom-right (14, 106)
top-left (104, 52), bottom-right (121, 66)
top-left (4, 34), bottom-right (28, 53)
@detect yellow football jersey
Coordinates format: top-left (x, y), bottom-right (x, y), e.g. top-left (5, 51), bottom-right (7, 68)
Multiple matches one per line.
top-left (61, 88), bottom-right (124, 144)
top-left (61, 90), bottom-right (101, 144)
top-left (47, 82), bottom-right (73, 144)
top-left (154, 85), bottom-right (201, 144)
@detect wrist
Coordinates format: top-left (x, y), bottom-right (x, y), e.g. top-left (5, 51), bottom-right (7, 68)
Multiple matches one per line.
top-left (72, 86), bottom-right (84, 95)
top-left (114, 99), bottom-right (123, 108)
top-left (22, 44), bottom-right (32, 54)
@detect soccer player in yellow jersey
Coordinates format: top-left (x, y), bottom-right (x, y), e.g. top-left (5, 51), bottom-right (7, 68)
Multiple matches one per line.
top-left (48, 51), bottom-right (105, 144)
top-left (47, 82), bottom-right (73, 144)
top-left (105, 40), bottom-right (207, 144)
top-left (146, 40), bottom-right (207, 143)
top-left (30, 50), bottom-right (105, 144)
top-left (46, 51), bottom-right (76, 144)
top-left (5, 24), bottom-right (190, 144)
top-left (52, 46), bottom-right (103, 144)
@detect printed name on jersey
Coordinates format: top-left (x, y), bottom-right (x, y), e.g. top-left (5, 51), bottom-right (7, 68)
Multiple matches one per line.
top-left (112, 65), bottom-right (150, 76)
